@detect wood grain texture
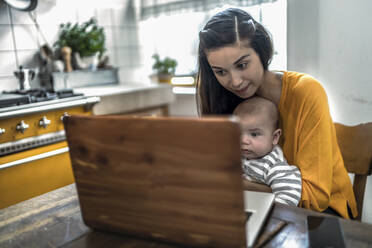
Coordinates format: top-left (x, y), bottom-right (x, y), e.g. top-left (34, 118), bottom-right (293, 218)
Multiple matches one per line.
top-left (0, 184), bottom-right (90, 248)
top-left (334, 122), bottom-right (372, 220)
top-left (64, 115), bottom-right (246, 248)
top-left (2, 184), bottom-right (372, 248)
top-left (334, 122), bottom-right (372, 175)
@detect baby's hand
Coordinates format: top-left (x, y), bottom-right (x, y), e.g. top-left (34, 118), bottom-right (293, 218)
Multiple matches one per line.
top-left (242, 179), bottom-right (272, 193)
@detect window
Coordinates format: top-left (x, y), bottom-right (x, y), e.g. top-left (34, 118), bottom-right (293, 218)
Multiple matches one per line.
top-left (139, 0), bottom-right (287, 76)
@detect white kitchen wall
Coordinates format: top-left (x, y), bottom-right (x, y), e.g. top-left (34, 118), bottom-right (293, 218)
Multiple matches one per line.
top-left (0, 0), bottom-right (144, 92)
top-left (169, 91), bottom-right (198, 117)
top-left (287, 0), bottom-right (372, 223)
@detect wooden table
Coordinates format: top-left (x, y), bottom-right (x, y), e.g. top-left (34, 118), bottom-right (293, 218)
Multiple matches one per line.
top-left (1, 184), bottom-right (372, 248)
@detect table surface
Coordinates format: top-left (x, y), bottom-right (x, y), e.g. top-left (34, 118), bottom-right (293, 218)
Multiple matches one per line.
top-left (1, 184), bottom-right (372, 248)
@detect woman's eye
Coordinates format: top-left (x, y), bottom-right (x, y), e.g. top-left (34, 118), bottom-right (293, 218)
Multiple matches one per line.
top-left (215, 70), bottom-right (226, 76)
top-left (237, 62), bottom-right (248, 69)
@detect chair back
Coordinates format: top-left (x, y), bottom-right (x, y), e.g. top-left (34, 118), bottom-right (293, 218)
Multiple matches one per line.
top-left (334, 122), bottom-right (372, 221)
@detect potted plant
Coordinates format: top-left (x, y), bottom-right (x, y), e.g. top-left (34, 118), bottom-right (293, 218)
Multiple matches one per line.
top-left (151, 54), bottom-right (177, 83)
top-left (54, 18), bottom-right (106, 70)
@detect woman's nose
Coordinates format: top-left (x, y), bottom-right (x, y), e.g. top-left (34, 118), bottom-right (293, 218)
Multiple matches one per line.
top-left (231, 71), bottom-right (242, 88)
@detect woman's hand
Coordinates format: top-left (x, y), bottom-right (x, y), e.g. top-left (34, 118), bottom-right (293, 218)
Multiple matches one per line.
top-left (243, 179), bottom-right (272, 193)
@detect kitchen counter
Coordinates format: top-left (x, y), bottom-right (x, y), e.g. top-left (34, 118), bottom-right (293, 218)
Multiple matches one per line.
top-left (0, 96), bottom-right (100, 120)
top-left (74, 83), bottom-right (175, 115)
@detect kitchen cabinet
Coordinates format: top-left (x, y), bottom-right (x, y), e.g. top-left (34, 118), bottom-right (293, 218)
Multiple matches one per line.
top-left (74, 83), bottom-right (175, 116)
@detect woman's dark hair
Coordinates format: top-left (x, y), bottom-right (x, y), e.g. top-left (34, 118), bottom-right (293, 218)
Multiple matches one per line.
top-left (196, 8), bottom-right (273, 115)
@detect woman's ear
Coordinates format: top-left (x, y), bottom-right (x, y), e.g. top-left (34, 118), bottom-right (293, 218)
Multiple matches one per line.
top-left (272, 128), bottom-right (282, 145)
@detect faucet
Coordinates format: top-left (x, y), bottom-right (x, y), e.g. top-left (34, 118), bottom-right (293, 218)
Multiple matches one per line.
top-left (14, 66), bottom-right (35, 91)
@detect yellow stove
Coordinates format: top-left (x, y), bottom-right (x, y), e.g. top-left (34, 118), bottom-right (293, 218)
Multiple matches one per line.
top-left (0, 89), bottom-right (100, 209)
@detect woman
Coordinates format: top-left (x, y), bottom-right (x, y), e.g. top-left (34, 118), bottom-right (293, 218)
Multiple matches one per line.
top-left (196, 8), bottom-right (357, 219)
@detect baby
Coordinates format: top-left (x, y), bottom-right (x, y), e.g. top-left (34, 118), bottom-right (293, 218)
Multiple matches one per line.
top-left (234, 96), bottom-right (302, 206)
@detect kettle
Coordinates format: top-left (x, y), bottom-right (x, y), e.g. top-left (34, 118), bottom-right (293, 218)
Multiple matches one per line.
top-left (14, 66), bottom-right (35, 91)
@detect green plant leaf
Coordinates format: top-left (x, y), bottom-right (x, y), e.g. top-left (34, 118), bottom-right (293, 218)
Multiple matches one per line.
top-left (54, 17), bottom-right (106, 58)
top-left (152, 53), bottom-right (177, 75)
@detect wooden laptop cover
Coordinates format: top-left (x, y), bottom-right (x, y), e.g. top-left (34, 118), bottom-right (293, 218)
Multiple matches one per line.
top-left (64, 115), bottom-right (246, 248)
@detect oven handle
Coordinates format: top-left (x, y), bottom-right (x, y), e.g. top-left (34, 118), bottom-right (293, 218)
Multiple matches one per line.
top-left (0, 147), bottom-right (69, 170)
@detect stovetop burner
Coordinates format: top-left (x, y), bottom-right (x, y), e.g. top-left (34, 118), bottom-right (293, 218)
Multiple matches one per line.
top-left (0, 93), bottom-right (30, 108)
top-left (0, 89), bottom-right (84, 108)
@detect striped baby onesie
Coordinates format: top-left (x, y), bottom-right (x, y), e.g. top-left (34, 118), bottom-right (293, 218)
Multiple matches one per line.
top-left (242, 145), bottom-right (302, 206)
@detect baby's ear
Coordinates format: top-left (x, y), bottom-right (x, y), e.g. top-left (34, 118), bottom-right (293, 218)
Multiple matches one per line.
top-left (272, 128), bottom-right (282, 145)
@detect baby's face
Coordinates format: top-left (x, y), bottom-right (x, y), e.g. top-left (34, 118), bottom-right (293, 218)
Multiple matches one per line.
top-left (239, 114), bottom-right (276, 159)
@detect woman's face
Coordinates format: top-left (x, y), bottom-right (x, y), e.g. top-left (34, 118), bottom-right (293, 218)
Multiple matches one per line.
top-left (206, 43), bottom-right (264, 99)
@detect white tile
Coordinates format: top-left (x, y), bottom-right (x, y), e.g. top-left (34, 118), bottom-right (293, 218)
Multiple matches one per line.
top-left (112, 8), bottom-right (125, 27)
top-left (104, 27), bottom-right (115, 48)
top-left (37, 23), bottom-right (60, 48)
top-left (37, 3), bottom-right (78, 26)
top-left (0, 50), bottom-right (41, 89)
top-left (112, 3), bottom-right (134, 27)
top-left (115, 27), bottom-right (131, 47)
top-left (131, 46), bottom-right (142, 66)
top-left (137, 47), bottom-right (145, 66)
top-left (8, 8), bottom-right (34, 24)
top-left (129, 28), bottom-right (139, 46)
top-left (117, 1), bottom-right (139, 27)
top-left (17, 50), bottom-right (40, 69)
top-left (0, 76), bottom-right (20, 91)
top-left (77, 8), bottom-right (96, 23)
top-left (35, 8), bottom-right (61, 26)
top-left (13, 25), bottom-right (38, 50)
top-left (0, 2), bottom-right (10, 24)
top-left (0, 51), bottom-right (17, 76)
top-left (99, 0), bottom-right (127, 8)
top-left (0, 26), bottom-right (14, 50)
top-left (116, 48), bottom-right (131, 67)
top-left (96, 9), bottom-right (113, 26)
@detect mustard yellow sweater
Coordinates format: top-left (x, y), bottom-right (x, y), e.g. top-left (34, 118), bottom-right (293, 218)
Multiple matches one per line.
top-left (278, 71), bottom-right (357, 219)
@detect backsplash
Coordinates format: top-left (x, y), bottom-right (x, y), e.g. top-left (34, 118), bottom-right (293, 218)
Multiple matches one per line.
top-left (0, 0), bottom-right (144, 92)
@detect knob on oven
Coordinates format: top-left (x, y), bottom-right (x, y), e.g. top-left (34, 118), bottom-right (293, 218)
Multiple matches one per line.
top-left (39, 116), bottom-right (51, 128)
top-left (60, 112), bottom-right (70, 121)
top-left (16, 120), bottom-right (29, 133)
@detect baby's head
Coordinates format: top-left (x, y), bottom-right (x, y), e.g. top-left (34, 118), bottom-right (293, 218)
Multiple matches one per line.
top-left (233, 96), bottom-right (281, 159)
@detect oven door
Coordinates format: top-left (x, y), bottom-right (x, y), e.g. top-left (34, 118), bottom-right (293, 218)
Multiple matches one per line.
top-left (0, 141), bottom-right (73, 209)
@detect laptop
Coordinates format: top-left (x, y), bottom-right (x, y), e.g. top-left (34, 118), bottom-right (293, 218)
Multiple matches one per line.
top-left (64, 115), bottom-right (274, 248)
